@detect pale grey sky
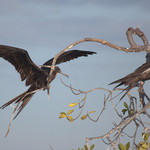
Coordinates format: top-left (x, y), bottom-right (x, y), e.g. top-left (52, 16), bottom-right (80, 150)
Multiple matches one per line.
top-left (0, 1), bottom-right (150, 150)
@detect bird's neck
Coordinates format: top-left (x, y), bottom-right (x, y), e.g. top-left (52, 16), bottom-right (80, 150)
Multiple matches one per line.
top-left (47, 71), bottom-right (57, 84)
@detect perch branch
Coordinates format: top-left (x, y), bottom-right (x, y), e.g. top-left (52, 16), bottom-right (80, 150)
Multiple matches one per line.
top-left (48, 27), bottom-right (150, 85)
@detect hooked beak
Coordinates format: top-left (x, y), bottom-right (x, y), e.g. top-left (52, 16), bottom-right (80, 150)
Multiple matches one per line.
top-left (59, 70), bottom-right (69, 78)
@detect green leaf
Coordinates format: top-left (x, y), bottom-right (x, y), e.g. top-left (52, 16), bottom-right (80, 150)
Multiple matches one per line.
top-left (125, 142), bottom-right (130, 150)
top-left (122, 109), bottom-right (127, 115)
top-left (59, 112), bottom-right (66, 119)
top-left (67, 116), bottom-right (73, 122)
top-left (67, 109), bottom-right (74, 115)
top-left (124, 102), bottom-right (128, 108)
top-left (143, 133), bottom-right (149, 141)
top-left (84, 145), bottom-right (88, 150)
top-left (137, 141), bottom-right (148, 150)
top-left (81, 114), bottom-right (87, 120)
top-left (69, 102), bottom-right (79, 107)
top-left (90, 144), bottom-right (95, 150)
top-left (118, 143), bottom-right (124, 150)
top-left (89, 110), bottom-right (95, 114)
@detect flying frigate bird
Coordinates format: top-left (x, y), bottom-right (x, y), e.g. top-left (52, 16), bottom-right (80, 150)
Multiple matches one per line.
top-left (109, 61), bottom-right (150, 100)
top-left (0, 45), bottom-right (96, 119)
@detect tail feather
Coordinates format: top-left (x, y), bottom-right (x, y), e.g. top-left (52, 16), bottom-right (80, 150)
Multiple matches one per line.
top-left (13, 93), bottom-right (34, 119)
top-left (109, 77), bottom-right (126, 88)
top-left (119, 85), bottom-right (133, 101)
top-left (0, 90), bottom-right (34, 119)
top-left (109, 72), bottom-right (139, 88)
top-left (0, 91), bottom-right (27, 109)
top-left (109, 78), bottom-right (124, 85)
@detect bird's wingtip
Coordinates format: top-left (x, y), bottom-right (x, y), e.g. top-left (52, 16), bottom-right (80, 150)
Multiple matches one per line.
top-left (92, 51), bottom-right (97, 54)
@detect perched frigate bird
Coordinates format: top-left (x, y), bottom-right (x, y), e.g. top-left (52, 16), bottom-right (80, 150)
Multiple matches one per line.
top-left (109, 62), bottom-right (150, 98)
top-left (0, 45), bottom-right (96, 119)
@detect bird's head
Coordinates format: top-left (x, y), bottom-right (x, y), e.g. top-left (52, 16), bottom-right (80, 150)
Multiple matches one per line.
top-left (46, 66), bottom-right (69, 84)
top-left (54, 66), bottom-right (69, 78)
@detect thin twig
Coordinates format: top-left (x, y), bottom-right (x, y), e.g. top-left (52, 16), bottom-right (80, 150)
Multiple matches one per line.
top-left (49, 144), bottom-right (53, 150)
top-left (86, 101), bottom-right (150, 142)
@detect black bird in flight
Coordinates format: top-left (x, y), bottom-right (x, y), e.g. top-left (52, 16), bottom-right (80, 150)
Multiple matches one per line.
top-left (0, 45), bottom-right (96, 119)
top-left (109, 62), bottom-right (150, 97)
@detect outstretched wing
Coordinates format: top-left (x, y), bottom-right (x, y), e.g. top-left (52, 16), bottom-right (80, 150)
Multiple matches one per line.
top-left (0, 45), bottom-right (47, 86)
top-left (42, 50), bottom-right (96, 67)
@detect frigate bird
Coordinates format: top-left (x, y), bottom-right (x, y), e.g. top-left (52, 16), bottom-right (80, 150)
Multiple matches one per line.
top-left (0, 45), bottom-right (96, 119)
top-left (109, 62), bottom-right (150, 99)
top-left (110, 62), bottom-right (150, 87)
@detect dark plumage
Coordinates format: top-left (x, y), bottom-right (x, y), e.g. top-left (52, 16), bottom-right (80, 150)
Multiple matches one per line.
top-left (110, 62), bottom-right (150, 87)
top-left (109, 62), bottom-right (150, 98)
top-left (0, 45), bottom-right (96, 118)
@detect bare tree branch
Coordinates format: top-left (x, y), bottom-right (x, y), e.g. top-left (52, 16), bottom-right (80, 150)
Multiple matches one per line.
top-left (85, 101), bottom-right (150, 143)
top-left (48, 27), bottom-right (150, 87)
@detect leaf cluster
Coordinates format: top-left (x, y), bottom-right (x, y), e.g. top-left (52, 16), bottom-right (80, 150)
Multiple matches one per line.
top-left (118, 142), bottom-right (130, 150)
top-left (137, 132), bottom-right (150, 150)
top-left (122, 102), bottom-right (134, 116)
top-left (72, 144), bottom-right (95, 150)
top-left (59, 96), bottom-right (95, 122)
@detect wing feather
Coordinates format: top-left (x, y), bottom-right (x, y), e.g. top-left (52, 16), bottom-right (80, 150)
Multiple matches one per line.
top-left (42, 50), bottom-right (96, 66)
top-left (109, 62), bottom-right (150, 87)
top-left (0, 45), bottom-right (47, 86)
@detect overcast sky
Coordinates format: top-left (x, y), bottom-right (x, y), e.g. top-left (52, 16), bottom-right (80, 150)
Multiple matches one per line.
top-left (0, 1), bottom-right (150, 150)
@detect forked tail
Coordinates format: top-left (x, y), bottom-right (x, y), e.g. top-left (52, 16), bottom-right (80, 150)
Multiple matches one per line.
top-left (0, 90), bottom-right (34, 119)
